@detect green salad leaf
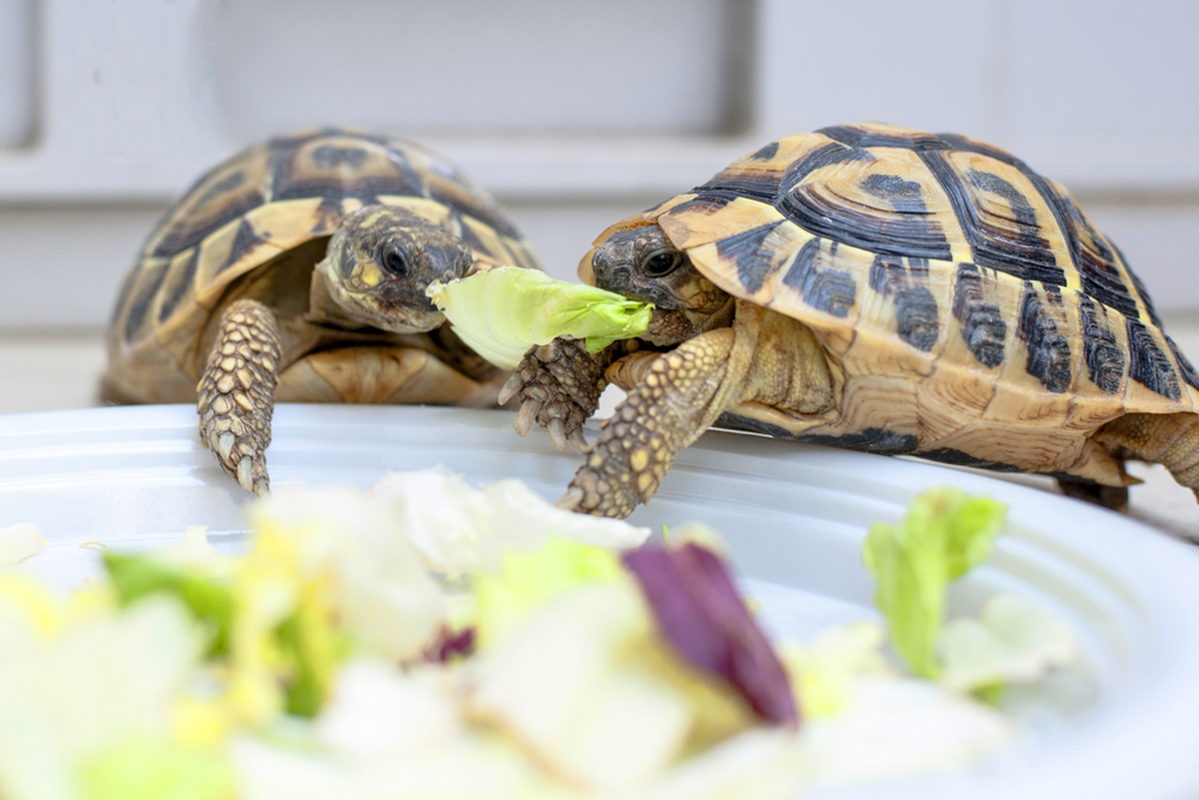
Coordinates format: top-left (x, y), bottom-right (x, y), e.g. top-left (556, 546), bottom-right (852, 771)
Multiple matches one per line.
top-left (426, 266), bottom-right (653, 369)
top-left (861, 488), bottom-right (1007, 679)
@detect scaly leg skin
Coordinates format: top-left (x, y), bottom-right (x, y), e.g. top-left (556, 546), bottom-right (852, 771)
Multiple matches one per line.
top-left (1094, 412), bottom-right (1199, 502)
top-left (560, 326), bottom-right (747, 518)
top-left (499, 336), bottom-right (627, 454)
top-left (196, 299), bottom-right (282, 496)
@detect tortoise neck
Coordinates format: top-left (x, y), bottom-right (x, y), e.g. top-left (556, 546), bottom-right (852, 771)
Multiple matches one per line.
top-left (306, 259), bottom-right (373, 330)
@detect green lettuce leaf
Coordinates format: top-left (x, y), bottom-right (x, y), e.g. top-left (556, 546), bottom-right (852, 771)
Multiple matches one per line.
top-left (861, 488), bottom-right (1007, 679)
top-left (426, 266), bottom-right (653, 369)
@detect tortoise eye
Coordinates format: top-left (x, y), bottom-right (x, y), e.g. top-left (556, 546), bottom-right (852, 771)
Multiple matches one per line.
top-left (382, 246), bottom-right (410, 275)
top-left (642, 251), bottom-right (682, 278)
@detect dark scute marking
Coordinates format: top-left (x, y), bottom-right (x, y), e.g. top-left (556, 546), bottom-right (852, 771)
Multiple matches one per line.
top-left (123, 261), bottom-right (169, 343)
top-left (699, 169), bottom-right (781, 202)
top-left (715, 222), bottom-right (783, 294)
top-left (868, 255), bottom-right (939, 351)
top-left (781, 142), bottom-right (875, 187)
top-left (1120, 245), bottom-right (1164, 328)
top-left (868, 255), bottom-right (907, 294)
top-left (150, 189), bottom-right (267, 259)
top-left (918, 448), bottom-right (1023, 472)
top-left (919, 151), bottom-right (1066, 286)
top-left (157, 248), bottom-right (199, 323)
top-left (1127, 318), bottom-right (1181, 400)
top-left (1166, 335), bottom-right (1199, 391)
top-left (716, 413), bottom-right (919, 455)
top-left (968, 171), bottom-right (1038, 228)
top-left (1035, 183), bottom-right (1139, 318)
top-left (937, 133), bottom-right (1031, 170)
top-left (783, 239), bottom-right (856, 317)
top-left (270, 137), bottom-right (428, 207)
top-left (800, 427), bottom-right (920, 454)
top-left (816, 125), bottom-right (952, 152)
top-left (427, 185), bottom-right (521, 239)
top-left (311, 145), bottom-right (368, 169)
top-left (748, 141), bottom-right (779, 161)
top-left (338, 236), bottom-right (357, 279)
top-left (194, 170), bottom-right (246, 209)
top-left (667, 192), bottom-right (735, 216)
top-left (1017, 284), bottom-right (1072, 393)
top-left (1078, 296), bottom-right (1125, 394)
top-left (895, 286), bottom-right (939, 351)
top-left (217, 219), bottom-right (265, 275)
top-left (860, 173), bottom-right (927, 214)
top-left (779, 163), bottom-right (952, 262)
top-left (952, 264), bottom-right (1006, 368)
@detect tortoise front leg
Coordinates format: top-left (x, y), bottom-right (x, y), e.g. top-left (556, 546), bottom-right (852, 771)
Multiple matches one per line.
top-left (196, 299), bottom-right (281, 496)
top-left (499, 336), bottom-right (628, 453)
top-left (559, 327), bottom-right (744, 517)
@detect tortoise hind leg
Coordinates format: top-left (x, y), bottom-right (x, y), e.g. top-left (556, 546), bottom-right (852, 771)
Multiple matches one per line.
top-left (197, 298), bottom-right (281, 496)
top-left (1093, 412), bottom-right (1199, 502)
top-left (1054, 477), bottom-right (1129, 511)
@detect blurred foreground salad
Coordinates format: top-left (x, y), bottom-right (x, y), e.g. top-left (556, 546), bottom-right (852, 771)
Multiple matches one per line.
top-left (0, 475), bottom-right (1078, 799)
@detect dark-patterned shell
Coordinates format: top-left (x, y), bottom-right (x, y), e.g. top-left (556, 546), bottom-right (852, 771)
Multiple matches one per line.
top-left (592, 122), bottom-right (1199, 481)
top-left (107, 129), bottom-right (540, 393)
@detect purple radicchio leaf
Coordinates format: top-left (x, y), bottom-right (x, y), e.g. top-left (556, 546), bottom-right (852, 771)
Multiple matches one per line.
top-left (420, 626), bottom-right (476, 665)
top-left (621, 543), bottom-right (798, 727)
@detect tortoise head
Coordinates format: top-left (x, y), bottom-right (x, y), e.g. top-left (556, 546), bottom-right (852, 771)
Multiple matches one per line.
top-left (588, 223), bottom-right (734, 346)
top-left (316, 205), bottom-right (472, 333)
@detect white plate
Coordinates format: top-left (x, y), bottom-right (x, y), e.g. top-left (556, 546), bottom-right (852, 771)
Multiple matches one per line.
top-left (3, 403), bottom-right (1199, 800)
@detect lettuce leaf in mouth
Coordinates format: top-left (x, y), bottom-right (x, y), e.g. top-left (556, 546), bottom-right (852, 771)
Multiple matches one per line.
top-left (426, 266), bottom-right (653, 369)
top-left (861, 488), bottom-right (1007, 680)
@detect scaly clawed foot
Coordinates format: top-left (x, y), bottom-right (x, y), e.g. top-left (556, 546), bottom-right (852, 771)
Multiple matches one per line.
top-left (499, 336), bottom-right (611, 454)
top-left (197, 299), bottom-right (282, 496)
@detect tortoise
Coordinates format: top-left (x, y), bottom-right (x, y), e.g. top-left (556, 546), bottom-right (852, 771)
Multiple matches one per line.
top-left (503, 122), bottom-right (1199, 518)
top-left (103, 129), bottom-right (541, 496)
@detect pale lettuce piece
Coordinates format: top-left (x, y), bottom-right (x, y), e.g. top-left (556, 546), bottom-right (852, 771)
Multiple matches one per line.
top-left (0, 523), bottom-right (44, 566)
top-left (473, 537), bottom-right (625, 647)
top-left (369, 468), bottom-right (650, 578)
top-left (316, 659), bottom-right (460, 761)
top-left (939, 594), bottom-right (1079, 694)
top-left (231, 732), bottom-right (549, 800)
top-left (862, 488), bottom-right (1007, 678)
top-left (470, 580), bottom-right (694, 791)
top-left (798, 676), bottom-right (1014, 787)
top-left (0, 596), bottom-right (205, 800)
top-left (777, 621), bottom-right (897, 719)
top-left (247, 485), bottom-right (445, 665)
top-left (79, 736), bottom-right (234, 800)
top-left (426, 265), bottom-right (653, 369)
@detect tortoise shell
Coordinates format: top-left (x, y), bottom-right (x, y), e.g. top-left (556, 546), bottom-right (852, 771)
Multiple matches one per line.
top-left (584, 122), bottom-right (1199, 482)
top-left (104, 129), bottom-right (540, 404)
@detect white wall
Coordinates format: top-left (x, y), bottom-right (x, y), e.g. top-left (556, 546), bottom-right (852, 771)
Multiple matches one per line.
top-left (1, 0), bottom-right (1197, 329)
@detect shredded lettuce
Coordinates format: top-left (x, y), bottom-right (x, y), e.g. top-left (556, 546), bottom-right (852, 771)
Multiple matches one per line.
top-left (861, 488), bottom-right (1007, 679)
top-left (939, 594), bottom-right (1079, 696)
top-left (426, 266), bottom-right (653, 369)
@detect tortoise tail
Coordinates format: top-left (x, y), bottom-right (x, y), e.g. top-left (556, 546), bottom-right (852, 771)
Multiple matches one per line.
top-left (1095, 413), bottom-right (1199, 500)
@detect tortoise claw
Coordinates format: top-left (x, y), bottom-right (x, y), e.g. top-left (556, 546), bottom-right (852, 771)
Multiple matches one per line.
top-left (498, 371), bottom-right (523, 407)
top-left (548, 418), bottom-right (571, 453)
top-left (514, 399), bottom-right (539, 437)
top-left (556, 486), bottom-right (585, 512)
top-left (567, 428), bottom-right (591, 455)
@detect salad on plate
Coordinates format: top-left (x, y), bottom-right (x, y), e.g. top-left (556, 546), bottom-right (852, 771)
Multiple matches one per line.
top-left (0, 470), bottom-right (1080, 800)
